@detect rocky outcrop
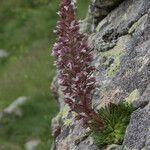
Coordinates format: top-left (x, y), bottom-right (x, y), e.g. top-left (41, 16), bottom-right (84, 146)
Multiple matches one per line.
top-left (0, 96), bottom-right (29, 122)
top-left (51, 0), bottom-right (150, 149)
top-left (25, 139), bottom-right (41, 150)
top-left (0, 49), bottom-right (8, 58)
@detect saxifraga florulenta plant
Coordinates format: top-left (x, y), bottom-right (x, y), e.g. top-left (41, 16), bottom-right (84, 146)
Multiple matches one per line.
top-left (52, 0), bottom-right (133, 147)
top-left (52, 0), bottom-right (104, 128)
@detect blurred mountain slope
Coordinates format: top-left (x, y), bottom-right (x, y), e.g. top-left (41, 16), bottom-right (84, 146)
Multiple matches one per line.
top-left (0, 0), bottom-right (89, 149)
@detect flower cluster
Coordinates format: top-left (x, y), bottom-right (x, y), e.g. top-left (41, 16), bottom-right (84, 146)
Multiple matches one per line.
top-left (52, 0), bottom-right (103, 128)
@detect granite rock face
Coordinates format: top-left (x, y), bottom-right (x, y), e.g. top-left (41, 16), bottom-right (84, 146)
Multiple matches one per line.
top-left (51, 0), bottom-right (150, 149)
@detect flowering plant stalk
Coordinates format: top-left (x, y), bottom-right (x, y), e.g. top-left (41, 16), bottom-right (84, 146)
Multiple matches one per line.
top-left (52, 0), bottom-right (103, 128)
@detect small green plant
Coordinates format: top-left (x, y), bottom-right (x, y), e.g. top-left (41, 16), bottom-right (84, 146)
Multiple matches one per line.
top-left (91, 102), bottom-right (134, 147)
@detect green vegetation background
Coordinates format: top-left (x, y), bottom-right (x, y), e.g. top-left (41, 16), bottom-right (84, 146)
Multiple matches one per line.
top-left (0, 0), bottom-right (89, 149)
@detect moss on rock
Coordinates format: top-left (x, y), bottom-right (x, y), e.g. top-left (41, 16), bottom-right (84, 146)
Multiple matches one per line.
top-left (125, 89), bottom-right (140, 104)
top-left (128, 14), bottom-right (148, 34)
top-left (101, 36), bottom-right (128, 77)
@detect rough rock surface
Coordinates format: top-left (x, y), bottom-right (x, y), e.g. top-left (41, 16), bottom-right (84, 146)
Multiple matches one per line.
top-left (51, 0), bottom-right (150, 150)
